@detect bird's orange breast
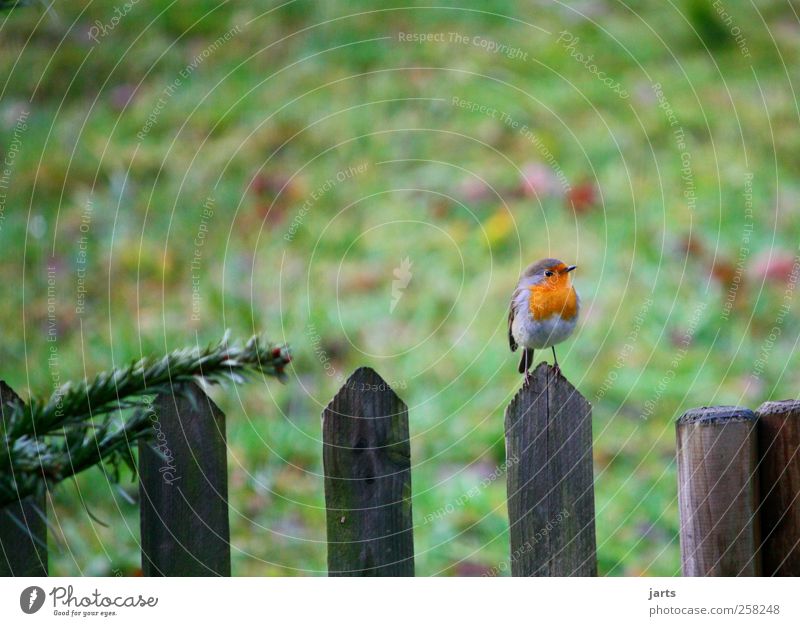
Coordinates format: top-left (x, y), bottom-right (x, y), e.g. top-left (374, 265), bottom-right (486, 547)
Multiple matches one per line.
top-left (528, 283), bottom-right (578, 321)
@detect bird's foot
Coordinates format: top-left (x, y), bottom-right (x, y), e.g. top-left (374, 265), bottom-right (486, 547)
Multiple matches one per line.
top-left (552, 363), bottom-right (562, 378)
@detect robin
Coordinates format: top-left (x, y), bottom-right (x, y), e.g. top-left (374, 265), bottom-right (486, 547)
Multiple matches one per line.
top-left (508, 258), bottom-right (580, 380)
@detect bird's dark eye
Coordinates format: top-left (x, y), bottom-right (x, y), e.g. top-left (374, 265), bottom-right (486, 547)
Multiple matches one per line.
top-left (545, 270), bottom-right (554, 277)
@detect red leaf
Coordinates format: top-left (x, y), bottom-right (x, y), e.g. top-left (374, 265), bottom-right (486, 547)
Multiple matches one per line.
top-left (565, 180), bottom-right (597, 214)
top-left (750, 251), bottom-right (798, 283)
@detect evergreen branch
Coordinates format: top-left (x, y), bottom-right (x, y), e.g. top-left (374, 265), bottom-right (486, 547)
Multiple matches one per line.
top-left (0, 1), bottom-right (29, 11)
top-left (0, 333), bottom-right (291, 508)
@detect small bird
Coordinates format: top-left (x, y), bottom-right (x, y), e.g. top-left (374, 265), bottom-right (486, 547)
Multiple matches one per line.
top-left (508, 258), bottom-right (580, 380)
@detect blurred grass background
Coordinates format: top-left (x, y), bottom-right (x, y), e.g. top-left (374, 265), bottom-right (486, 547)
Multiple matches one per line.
top-left (1, 0), bottom-right (799, 575)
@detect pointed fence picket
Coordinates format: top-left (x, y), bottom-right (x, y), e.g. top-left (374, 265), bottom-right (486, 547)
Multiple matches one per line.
top-left (322, 367), bottom-right (414, 576)
top-left (504, 363), bottom-right (596, 576)
top-left (138, 382), bottom-right (230, 576)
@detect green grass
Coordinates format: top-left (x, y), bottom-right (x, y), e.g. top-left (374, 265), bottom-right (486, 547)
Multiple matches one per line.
top-left (1, 0), bottom-right (799, 576)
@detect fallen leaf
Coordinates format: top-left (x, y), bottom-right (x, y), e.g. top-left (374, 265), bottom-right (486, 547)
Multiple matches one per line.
top-left (565, 180), bottom-right (598, 214)
top-left (483, 208), bottom-right (514, 245)
top-left (680, 232), bottom-right (705, 258)
top-left (749, 250), bottom-right (798, 283)
top-left (710, 258), bottom-right (737, 288)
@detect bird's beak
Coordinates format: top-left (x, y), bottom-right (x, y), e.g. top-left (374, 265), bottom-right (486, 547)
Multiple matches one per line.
top-left (565, 265), bottom-right (577, 273)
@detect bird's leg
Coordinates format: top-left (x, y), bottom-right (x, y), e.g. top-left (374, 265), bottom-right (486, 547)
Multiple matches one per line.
top-left (551, 346), bottom-right (561, 377)
top-left (525, 349), bottom-right (533, 384)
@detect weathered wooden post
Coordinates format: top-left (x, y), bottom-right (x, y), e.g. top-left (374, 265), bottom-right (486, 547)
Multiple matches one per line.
top-left (756, 399), bottom-right (800, 576)
top-left (138, 382), bottom-right (230, 576)
top-left (504, 363), bottom-right (596, 576)
top-left (322, 367), bottom-right (414, 576)
top-left (676, 406), bottom-right (760, 576)
top-left (0, 381), bottom-right (48, 576)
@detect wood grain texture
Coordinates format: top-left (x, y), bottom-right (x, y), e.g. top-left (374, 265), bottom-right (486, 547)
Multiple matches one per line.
top-left (504, 362), bottom-right (596, 576)
top-left (323, 367), bottom-right (414, 576)
top-left (138, 382), bottom-right (230, 576)
top-left (676, 406), bottom-right (761, 576)
top-left (0, 381), bottom-right (47, 577)
top-left (756, 400), bottom-right (800, 576)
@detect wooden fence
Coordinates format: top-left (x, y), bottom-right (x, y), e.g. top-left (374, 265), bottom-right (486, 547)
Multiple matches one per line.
top-left (676, 401), bottom-right (800, 576)
top-left (1, 364), bottom-right (798, 576)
